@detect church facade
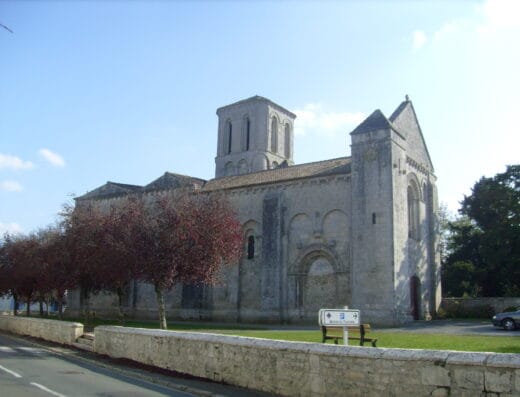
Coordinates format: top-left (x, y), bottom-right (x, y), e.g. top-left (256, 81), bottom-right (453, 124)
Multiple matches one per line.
top-left (69, 95), bottom-right (441, 326)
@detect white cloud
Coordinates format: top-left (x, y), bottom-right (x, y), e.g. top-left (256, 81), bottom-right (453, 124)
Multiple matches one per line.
top-left (432, 0), bottom-right (520, 43)
top-left (294, 104), bottom-right (365, 137)
top-left (0, 222), bottom-right (22, 235)
top-left (479, 0), bottom-right (520, 32)
top-left (0, 180), bottom-right (23, 192)
top-left (433, 20), bottom-right (460, 42)
top-left (412, 30), bottom-right (427, 49)
top-left (0, 154), bottom-right (34, 170)
top-left (39, 148), bottom-right (65, 167)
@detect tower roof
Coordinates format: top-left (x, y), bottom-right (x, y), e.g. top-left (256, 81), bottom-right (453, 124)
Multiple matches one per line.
top-left (350, 109), bottom-right (402, 137)
top-left (216, 95), bottom-right (297, 119)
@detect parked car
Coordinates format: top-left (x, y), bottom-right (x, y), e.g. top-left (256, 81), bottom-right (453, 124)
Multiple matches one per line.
top-left (492, 309), bottom-right (520, 331)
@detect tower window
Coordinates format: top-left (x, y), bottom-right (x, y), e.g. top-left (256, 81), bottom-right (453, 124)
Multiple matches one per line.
top-left (246, 118), bottom-right (250, 151)
top-left (284, 123), bottom-right (291, 158)
top-left (227, 122), bottom-right (232, 154)
top-left (247, 235), bottom-right (255, 259)
top-left (408, 182), bottom-right (420, 240)
top-left (271, 117), bottom-right (278, 153)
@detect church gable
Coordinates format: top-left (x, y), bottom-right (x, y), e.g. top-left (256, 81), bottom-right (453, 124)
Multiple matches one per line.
top-left (144, 172), bottom-right (206, 192)
top-left (389, 99), bottom-right (434, 172)
top-left (75, 181), bottom-right (142, 201)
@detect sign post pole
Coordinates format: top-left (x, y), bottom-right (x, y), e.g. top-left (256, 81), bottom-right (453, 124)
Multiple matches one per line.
top-left (343, 306), bottom-right (349, 346)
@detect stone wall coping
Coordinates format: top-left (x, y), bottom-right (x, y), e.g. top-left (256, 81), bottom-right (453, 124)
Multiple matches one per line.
top-left (0, 314), bottom-right (82, 328)
top-left (486, 353), bottom-right (520, 368)
top-left (95, 326), bottom-right (520, 368)
top-left (445, 351), bottom-right (489, 366)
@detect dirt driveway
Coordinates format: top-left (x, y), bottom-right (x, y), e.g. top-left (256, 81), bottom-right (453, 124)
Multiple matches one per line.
top-left (378, 319), bottom-right (519, 336)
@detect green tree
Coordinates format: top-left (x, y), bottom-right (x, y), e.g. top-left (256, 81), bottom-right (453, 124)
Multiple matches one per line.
top-left (443, 165), bottom-right (519, 297)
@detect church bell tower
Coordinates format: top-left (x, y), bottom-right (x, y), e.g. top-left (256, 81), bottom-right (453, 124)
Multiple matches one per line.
top-left (215, 96), bottom-right (296, 178)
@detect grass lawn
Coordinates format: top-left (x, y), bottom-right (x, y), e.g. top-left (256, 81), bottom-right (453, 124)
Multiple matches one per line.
top-left (61, 316), bottom-right (520, 354)
top-left (211, 330), bottom-right (520, 354)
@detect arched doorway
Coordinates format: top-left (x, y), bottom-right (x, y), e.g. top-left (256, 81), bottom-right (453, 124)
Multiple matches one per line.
top-left (301, 253), bottom-right (339, 318)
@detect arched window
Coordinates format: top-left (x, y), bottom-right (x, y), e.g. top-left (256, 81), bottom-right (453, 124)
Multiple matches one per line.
top-left (272, 161), bottom-right (279, 169)
top-left (271, 117), bottom-right (278, 153)
top-left (246, 118), bottom-right (251, 151)
top-left (226, 121), bottom-right (232, 154)
top-left (408, 182), bottom-right (420, 240)
top-left (284, 123), bottom-right (291, 158)
top-left (247, 236), bottom-right (255, 259)
top-left (422, 182), bottom-right (428, 203)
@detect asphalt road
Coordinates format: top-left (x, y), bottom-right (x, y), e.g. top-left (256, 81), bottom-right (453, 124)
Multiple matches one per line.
top-left (377, 319), bottom-right (520, 336)
top-left (0, 332), bottom-right (198, 397)
top-left (0, 332), bottom-right (274, 397)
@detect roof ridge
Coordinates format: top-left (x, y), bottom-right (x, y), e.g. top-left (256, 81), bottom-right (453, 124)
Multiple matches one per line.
top-left (107, 181), bottom-right (143, 189)
top-left (203, 157), bottom-right (352, 192)
top-left (162, 171), bottom-right (206, 182)
top-left (210, 156), bottom-right (351, 183)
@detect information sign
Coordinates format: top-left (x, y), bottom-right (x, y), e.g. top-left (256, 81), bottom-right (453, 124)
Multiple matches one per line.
top-left (318, 309), bottom-right (360, 326)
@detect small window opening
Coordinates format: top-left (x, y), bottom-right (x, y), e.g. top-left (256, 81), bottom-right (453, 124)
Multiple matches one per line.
top-left (284, 123), bottom-right (291, 158)
top-left (271, 117), bottom-right (278, 153)
top-left (246, 119), bottom-right (250, 151)
top-left (247, 236), bottom-right (255, 259)
top-left (372, 213), bottom-right (376, 224)
top-left (227, 122), bottom-right (232, 154)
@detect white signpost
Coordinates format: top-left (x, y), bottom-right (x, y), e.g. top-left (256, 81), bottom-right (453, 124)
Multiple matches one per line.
top-left (318, 308), bottom-right (360, 346)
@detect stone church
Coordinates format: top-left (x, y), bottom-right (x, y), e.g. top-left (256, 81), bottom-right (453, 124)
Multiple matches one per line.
top-left (69, 95), bottom-right (441, 326)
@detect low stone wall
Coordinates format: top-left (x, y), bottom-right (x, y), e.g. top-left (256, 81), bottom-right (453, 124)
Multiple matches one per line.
top-left (94, 326), bottom-right (520, 397)
top-left (441, 297), bottom-right (520, 317)
top-left (0, 315), bottom-right (83, 345)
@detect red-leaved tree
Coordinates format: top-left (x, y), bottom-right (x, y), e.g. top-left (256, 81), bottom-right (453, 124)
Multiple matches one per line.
top-left (98, 197), bottom-right (146, 324)
top-left (3, 233), bottom-right (41, 316)
top-left (137, 193), bottom-right (243, 329)
top-left (62, 203), bottom-right (106, 324)
top-left (39, 226), bottom-right (79, 319)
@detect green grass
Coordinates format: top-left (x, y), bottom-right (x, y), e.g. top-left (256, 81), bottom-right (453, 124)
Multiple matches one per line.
top-left (57, 316), bottom-right (520, 353)
top-left (195, 330), bottom-right (520, 354)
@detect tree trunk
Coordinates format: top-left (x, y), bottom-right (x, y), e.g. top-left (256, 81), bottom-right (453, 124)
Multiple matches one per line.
top-left (13, 295), bottom-right (19, 316)
top-left (116, 286), bottom-right (125, 326)
top-left (82, 287), bottom-right (91, 327)
top-left (154, 285), bottom-right (167, 330)
top-left (26, 299), bottom-right (30, 317)
top-left (57, 297), bottom-right (63, 320)
top-left (39, 299), bottom-right (44, 317)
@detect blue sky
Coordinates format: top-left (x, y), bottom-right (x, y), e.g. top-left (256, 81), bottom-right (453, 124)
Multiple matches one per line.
top-left (1, 0), bottom-right (519, 234)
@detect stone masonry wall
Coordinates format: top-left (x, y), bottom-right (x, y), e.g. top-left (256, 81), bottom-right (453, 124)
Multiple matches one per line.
top-left (442, 298), bottom-right (520, 316)
top-left (0, 315), bottom-right (83, 345)
top-left (94, 326), bottom-right (520, 397)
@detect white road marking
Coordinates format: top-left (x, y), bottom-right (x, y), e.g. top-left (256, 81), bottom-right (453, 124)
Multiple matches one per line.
top-left (0, 364), bottom-right (22, 378)
top-left (18, 347), bottom-right (45, 354)
top-left (30, 382), bottom-right (68, 397)
top-left (0, 346), bottom-right (16, 353)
